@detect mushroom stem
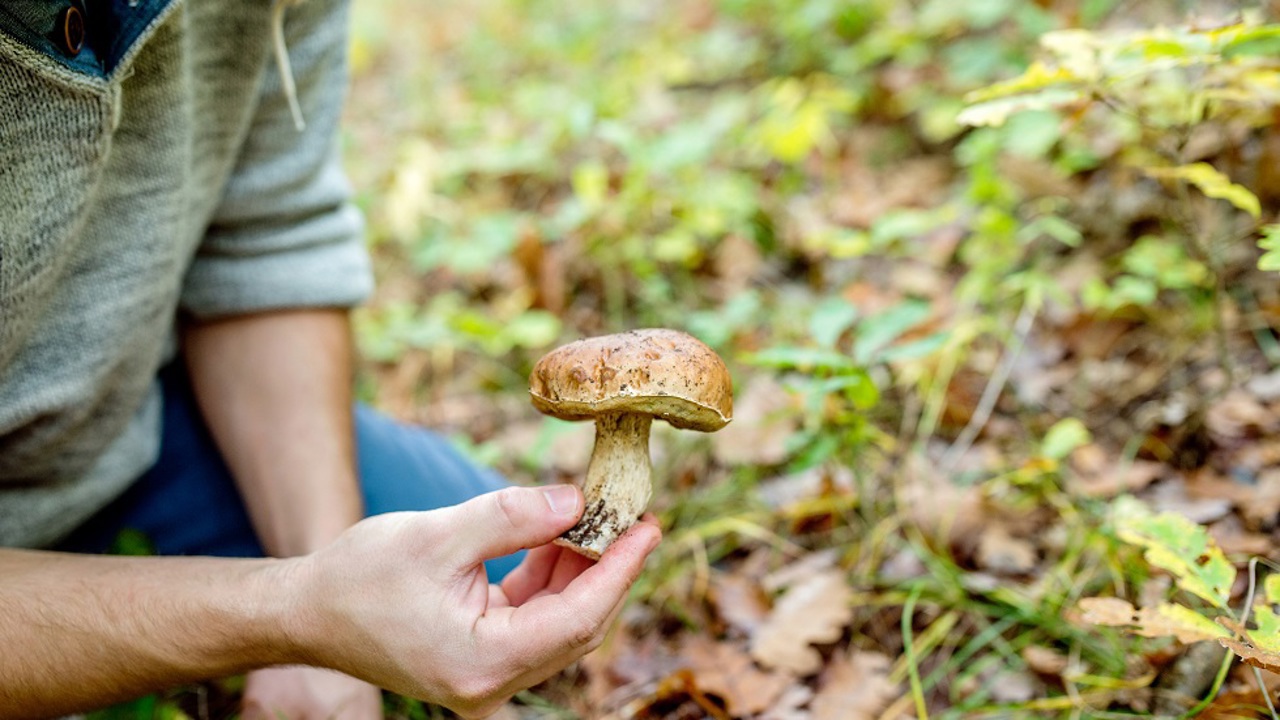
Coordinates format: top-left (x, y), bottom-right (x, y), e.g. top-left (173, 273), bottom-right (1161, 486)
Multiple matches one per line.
top-left (555, 412), bottom-right (653, 559)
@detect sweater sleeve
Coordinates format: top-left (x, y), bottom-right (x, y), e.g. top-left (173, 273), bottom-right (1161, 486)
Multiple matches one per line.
top-left (179, 0), bottom-right (373, 319)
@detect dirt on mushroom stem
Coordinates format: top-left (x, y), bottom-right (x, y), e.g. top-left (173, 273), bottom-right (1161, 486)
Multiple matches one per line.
top-left (555, 412), bottom-right (654, 559)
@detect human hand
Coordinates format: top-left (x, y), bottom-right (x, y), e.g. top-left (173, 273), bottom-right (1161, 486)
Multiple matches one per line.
top-left (241, 666), bottom-right (383, 720)
top-left (283, 485), bottom-right (661, 719)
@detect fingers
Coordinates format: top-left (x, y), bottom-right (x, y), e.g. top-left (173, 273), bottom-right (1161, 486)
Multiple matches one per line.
top-left (435, 486), bottom-right (584, 568)
top-left (502, 518), bottom-right (661, 651)
top-left (499, 544), bottom-right (562, 606)
top-left (487, 584), bottom-right (511, 610)
top-left (546, 547), bottom-right (596, 595)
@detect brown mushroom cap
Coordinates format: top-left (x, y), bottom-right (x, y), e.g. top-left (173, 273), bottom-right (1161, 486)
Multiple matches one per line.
top-left (529, 329), bottom-right (733, 431)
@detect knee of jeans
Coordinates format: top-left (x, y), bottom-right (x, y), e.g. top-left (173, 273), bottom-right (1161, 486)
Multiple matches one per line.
top-left (354, 404), bottom-right (515, 514)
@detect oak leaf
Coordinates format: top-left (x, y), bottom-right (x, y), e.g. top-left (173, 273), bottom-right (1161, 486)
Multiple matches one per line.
top-left (750, 570), bottom-right (854, 675)
top-left (710, 572), bottom-right (770, 634)
top-left (678, 636), bottom-right (790, 716)
top-left (810, 650), bottom-right (899, 720)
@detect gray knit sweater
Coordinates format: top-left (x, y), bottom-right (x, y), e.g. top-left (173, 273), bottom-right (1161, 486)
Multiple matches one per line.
top-left (0, 0), bottom-right (373, 548)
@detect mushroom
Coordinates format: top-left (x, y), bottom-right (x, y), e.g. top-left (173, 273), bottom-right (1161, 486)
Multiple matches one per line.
top-left (529, 328), bottom-right (733, 558)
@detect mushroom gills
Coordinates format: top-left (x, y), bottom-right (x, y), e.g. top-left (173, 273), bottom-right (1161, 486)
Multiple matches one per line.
top-left (554, 412), bottom-right (653, 559)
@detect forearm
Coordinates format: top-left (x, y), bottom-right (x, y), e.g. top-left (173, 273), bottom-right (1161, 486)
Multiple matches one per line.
top-left (183, 309), bottom-right (362, 556)
top-left (0, 549), bottom-right (297, 718)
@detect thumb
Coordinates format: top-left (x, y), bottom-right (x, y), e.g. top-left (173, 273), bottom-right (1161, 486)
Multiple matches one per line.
top-left (436, 485), bottom-right (584, 566)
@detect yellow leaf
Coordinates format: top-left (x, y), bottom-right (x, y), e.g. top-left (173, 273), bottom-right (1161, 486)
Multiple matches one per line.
top-left (1079, 597), bottom-right (1229, 643)
top-left (1143, 163), bottom-right (1261, 218)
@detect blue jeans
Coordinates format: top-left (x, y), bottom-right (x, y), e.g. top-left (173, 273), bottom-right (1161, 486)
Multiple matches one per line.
top-left (57, 365), bottom-right (523, 579)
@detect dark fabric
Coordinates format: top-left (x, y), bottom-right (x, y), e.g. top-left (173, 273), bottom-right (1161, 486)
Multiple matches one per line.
top-left (57, 365), bottom-right (524, 580)
top-left (0, 0), bottom-right (175, 77)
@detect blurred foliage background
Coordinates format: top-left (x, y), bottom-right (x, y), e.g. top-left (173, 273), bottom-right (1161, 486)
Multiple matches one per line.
top-left (200, 0), bottom-right (1280, 717)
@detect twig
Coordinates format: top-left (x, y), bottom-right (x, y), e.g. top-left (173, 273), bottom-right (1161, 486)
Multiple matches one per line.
top-left (940, 299), bottom-right (1038, 474)
top-left (1243, 558), bottom-right (1280, 720)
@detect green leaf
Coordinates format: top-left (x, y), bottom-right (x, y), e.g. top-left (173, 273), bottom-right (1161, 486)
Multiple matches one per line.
top-left (1002, 109), bottom-right (1063, 158)
top-left (503, 310), bottom-right (562, 349)
top-left (806, 371), bottom-right (880, 410)
top-left (748, 346), bottom-right (859, 372)
top-left (1017, 214), bottom-right (1082, 247)
top-left (1042, 418), bottom-right (1091, 460)
top-left (875, 332), bottom-right (949, 363)
top-left (809, 297), bottom-right (860, 349)
top-left (1122, 236), bottom-right (1209, 289)
top-left (1257, 225), bottom-right (1280, 272)
top-left (853, 300), bottom-right (932, 364)
top-left (1264, 574), bottom-right (1280, 605)
top-left (1113, 497), bottom-right (1236, 608)
top-left (1221, 25), bottom-right (1280, 58)
top-left (1252, 606), bottom-right (1280, 653)
top-left (1144, 163), bottom-right (1261, 218)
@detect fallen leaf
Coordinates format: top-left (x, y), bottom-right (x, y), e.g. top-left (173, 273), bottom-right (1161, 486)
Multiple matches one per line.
top-left (759, 684), bottom-right (814, 720)
top-left (1218, 637), bottom-right (1280, 674)
top-left (1022, 646), bottom-right (1069, 676)
top-left (1113, 496), bottom-right (1235, 607)
top-left (1208, 515), bottom-right (1272, 557)
top-left (1248, 370), bottom-right (1280, 401)
top-left (1242, 469), bottom-right (1280, 528)
top-left (712, 376), bottom-right (798, 467)
top-left (1079, 597), bottom-right (1229, 643)
top-left (976, 524), bottom-right (1038, 575)
top-left (988, 669), bottom-right (1039, 703)
top-left (1206, 389), bottom-right (1275, 440)
top-left (1068, 444), bottom-right (1163, 498)
top-left (1146, 477), bottom-right (1233, 525)
top-left (710, 573), bottom-right (770, 634)
top-left (751, 570), bottom-right (855, 675)
top-left (810, 650), bottom-right (899, 720)
top-left (713, 234), bottom-right (764, 301)
top-left (678, 636), bottom-right (791, 716)
top-left (761, 550), bottom-right (839, 593)
top-left (757, 466), bottom-right (855, 511)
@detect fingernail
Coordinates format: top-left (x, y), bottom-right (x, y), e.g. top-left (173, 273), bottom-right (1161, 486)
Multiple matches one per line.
top-left (542, 485), bottom-right (580, 515)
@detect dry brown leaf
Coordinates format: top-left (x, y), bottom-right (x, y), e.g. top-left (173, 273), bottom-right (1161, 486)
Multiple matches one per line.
top-left (1218, 638), bottom-right (1280, 674)
top-left (581, 634), bottom-right (681, 713)
top-left (759, 684), bottom-right (814, 720)
top-left (810, 650), bottom-right (899, 720)
top-left (988, 669), bottom-right (1039, 703)
top-left (713, 234), bottom-right (763, 301)
top-left (1206, 389), bottom-right (1275, 440)
top-left (1068, 444), bottom-right (1163, 498)
top-left (975, 524), bottom-right (1038, 575)
top-left (899, 454), bottom-right (986, 546)
top-left (1215, 617), bottom-right (1280, 676)
top-left (1208, 515), bottom-right (1272, 557)
top-left (750, 570), bottom-right (854, 675)
top-left (761, 550), bottom-right (839, 593)
top-left (1242, 469), bottom-right (1280, 528)
top-left (710, 573), bottom-right (770, 634)
top-left (1147, 478), bottom-right (1233, 525)
top-left (756, 466), bottom-right (854, 511)
top-left (678, 635), bottom-right (791, 716)
top-left (711, 376), bottom-right (797, 467)
top-left (1021, 645), bottom-right (1069, 676)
